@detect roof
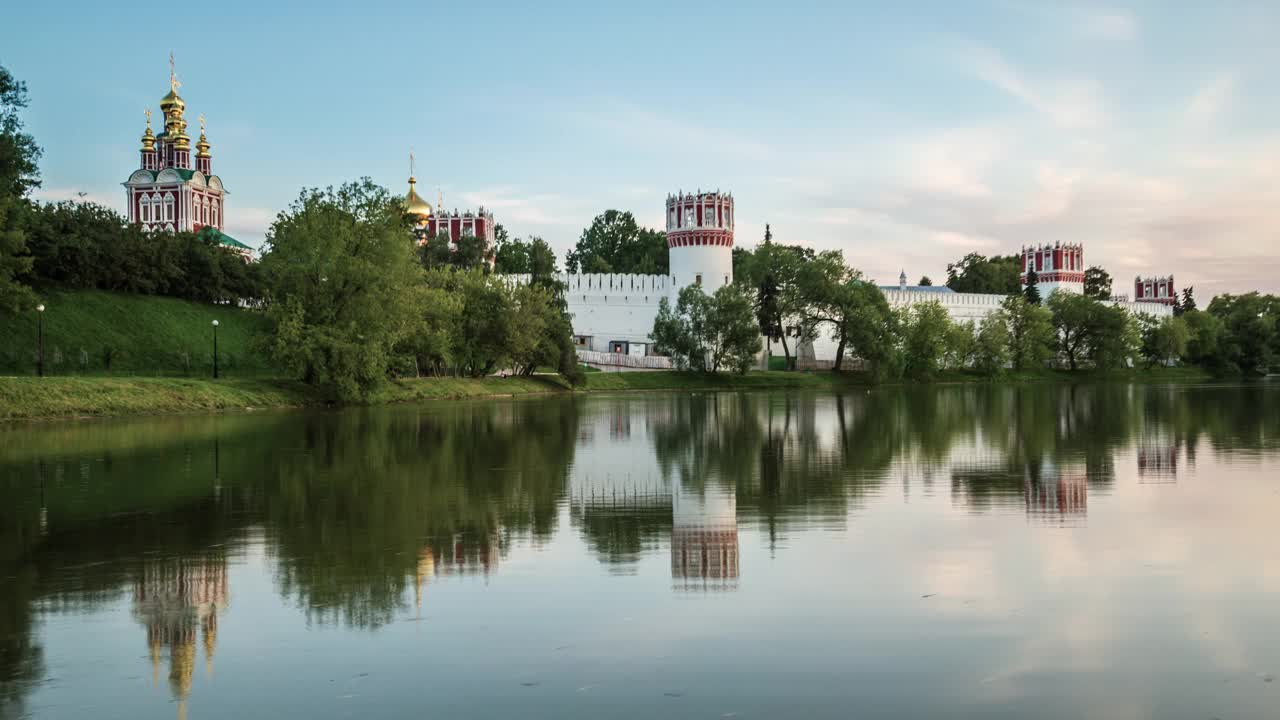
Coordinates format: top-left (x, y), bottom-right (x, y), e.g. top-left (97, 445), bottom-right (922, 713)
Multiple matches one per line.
top-left (879, 285), bottom-right (956, 294)
top-left (198, 226), bottom-right (253, 252)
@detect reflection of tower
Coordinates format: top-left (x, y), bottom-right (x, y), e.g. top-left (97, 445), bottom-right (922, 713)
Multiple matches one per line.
top-left (423, 533), bottom-right (501, 578)
top-left (671, 483), bottom-right (739, 591)
top-left (1137, 442), bottom-right (1178, 483)
top-left (132, 555), bottom-right (228, 719)
top-left (1024, 459), bottom-right (1088, 526)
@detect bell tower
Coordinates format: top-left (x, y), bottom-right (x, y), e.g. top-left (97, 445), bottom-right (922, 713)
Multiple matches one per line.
top-left (665, 189), bottom-right (734, 297)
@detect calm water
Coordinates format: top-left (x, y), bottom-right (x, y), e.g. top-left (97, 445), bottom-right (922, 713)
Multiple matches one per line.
top-left (2, 384), bottom-right (1279, 719)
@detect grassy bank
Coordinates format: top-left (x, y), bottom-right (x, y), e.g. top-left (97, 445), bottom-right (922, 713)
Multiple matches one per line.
top-left (0, 366), bottom-right (1215, 422)
top-left (0, 288), bottom-right (276, 376)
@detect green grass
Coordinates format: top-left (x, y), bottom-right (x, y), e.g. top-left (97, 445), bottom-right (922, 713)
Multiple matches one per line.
top-left (0, 377), bottom-right (317, 421)
top-left (0, 365), bottom-right (1215, 422)
top-left (0, 288), bottom-right (276, 376)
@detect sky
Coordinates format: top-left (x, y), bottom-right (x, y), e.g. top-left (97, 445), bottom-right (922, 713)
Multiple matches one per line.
top-left (4, 0), bottom-right (1278, 297)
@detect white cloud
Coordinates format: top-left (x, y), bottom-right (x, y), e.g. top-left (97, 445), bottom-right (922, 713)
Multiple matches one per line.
top-left (1185, 73), bottom-right (1238, 126)
top-left (1079, 10), bottom-right (1137, 39)
top-left (960, 44), bottom-right (1106, 129)
top-left (32, 186), bottom-right (121, 209)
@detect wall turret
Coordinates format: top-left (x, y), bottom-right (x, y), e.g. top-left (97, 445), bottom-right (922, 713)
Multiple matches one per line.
top-left (665, 189), bottom-right (734, 297)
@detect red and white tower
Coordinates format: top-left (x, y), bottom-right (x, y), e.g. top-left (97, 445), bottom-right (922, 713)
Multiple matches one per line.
top-left (1020, 242), bottom-right (1085, 297)
top-left (666, 190), bottom-right (734, 296)
top-left (1134, 275), bottom-right (1176, 305)
top-left (122, 56), bottom-right (249, 257)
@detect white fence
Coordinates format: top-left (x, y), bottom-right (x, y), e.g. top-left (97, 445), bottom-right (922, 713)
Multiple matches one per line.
top-left (578, 350), bottom-right (673, 370)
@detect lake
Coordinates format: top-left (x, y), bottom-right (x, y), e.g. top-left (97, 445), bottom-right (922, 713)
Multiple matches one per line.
top-left (2, 383), bottom-right (1279, 719)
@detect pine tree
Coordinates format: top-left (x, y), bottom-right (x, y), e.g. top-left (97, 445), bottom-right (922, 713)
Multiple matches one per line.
top-left (1181, 286), bottom-right (1197, 313)
top-left (1023, 269), bottom-right (1041, 305)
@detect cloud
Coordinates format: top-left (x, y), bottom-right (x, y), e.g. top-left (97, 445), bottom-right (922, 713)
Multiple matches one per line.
top-left (1078, 9), bottom-right (1137, 39)
top-left (458, 187), bottom-right (581, 228)
top-left (959, 44), bottom-right (1106, 129)
top-left (32, 186), bottom-right (121, 209)
top-left (223, 206), bottom-right (277, 248)
top-left (1185, 73), bottom-right (1237, 126)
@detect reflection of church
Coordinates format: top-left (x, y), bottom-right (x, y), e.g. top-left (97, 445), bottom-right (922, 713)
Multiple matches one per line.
top-left (132, 555), bottom-right (228, 720)
top-left (410, 534), bottom-right (502, 609)
top-left (1024, 460), bottom-right (1088, 526)
top-left (671, 484), bottom-right (739, 592)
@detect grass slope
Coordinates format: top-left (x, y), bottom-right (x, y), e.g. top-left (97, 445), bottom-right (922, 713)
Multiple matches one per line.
top-left (0, 288), bottom-right (275, 376)
top-left (0, 377), bottom-right (316, 421)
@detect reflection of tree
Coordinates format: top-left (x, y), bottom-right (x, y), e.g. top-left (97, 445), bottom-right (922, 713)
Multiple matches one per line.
top-left (261, 400), bottom-right (580, 628)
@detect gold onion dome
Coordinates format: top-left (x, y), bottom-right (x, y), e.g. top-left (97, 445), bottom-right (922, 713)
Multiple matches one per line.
top-left (160, 88), bottom-right (185, 113)
top-left (141, 111), bottom-right (155, 151)
top-left (405, 177), bottom-right (433, 219)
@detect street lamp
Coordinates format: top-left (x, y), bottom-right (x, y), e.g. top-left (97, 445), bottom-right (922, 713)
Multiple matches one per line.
top-left (35, 304), bottom-right (45, 377)
top-left (211, 319), bottom-right (220, 379)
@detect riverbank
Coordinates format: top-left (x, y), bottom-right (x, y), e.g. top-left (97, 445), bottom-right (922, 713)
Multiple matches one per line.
top-left (0, 366), bottom-right (1216, 422)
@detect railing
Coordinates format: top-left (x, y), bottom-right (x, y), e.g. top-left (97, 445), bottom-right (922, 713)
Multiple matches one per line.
top-left (577, 350), bottom-right (673, 370)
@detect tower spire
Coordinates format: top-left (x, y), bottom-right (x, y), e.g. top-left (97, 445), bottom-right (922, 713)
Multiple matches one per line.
top-left (169, 51), bottom-right (181, 93)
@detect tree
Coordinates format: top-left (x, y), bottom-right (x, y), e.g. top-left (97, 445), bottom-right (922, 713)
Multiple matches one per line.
top-left (750, 233), bottom-right (812, 370)
top-left (1083, 266), bottom-right (1112, 300)
top-left (566, 210), bottom-right (667, 274)
top-left (901, 301), bottom-right (952, 378)
top-left (493, 233), bottom-right (531, 274)
top-left (1181, 308), bottom-right (1226, 372)
top-left (1139, 315), bottom-right (1189, 368)
top-left (1086, 302), bottom-right (1138, 369)
top-left (418, 229), bottom-right (452, 270)
top-left (1047, 291), bottom-right (1094, 370)
top-left (1180, 286), bottom-right (1197, 314)
top-left (918, 276), bottom-right (933, 287)
top-left (945, 253), bottom-right (1021, 294)
top-left (452, 230), bottom-right (489, 271)
top-left (260, 179), bottom-right (422, 400)
top-left (651, 284), bottom-right (760, 373)
top-left (0, 64), bottom-right (40, 313)
top-left (1023, 269), bottom-right (1041, 305)
top-left (1207, 293), bottom-right (1277, 374)
top-left (999, 295), bottom-right (1055, 371)
top-left (827, 280), bottom-right (896, 375)
top-left (974, 314), bottom-right (1011, 376)
top-left (943, 320), bottom-right (978, 370)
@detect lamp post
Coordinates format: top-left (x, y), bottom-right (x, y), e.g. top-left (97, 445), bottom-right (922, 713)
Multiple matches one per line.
top-left (211, 319), bottom-right (220, 379)
top-left (36, 304), bottom-right (45, 377)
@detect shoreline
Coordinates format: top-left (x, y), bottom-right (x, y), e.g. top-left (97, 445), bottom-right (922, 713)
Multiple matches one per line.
top-left (0, 368), bottom-right (1215, 423)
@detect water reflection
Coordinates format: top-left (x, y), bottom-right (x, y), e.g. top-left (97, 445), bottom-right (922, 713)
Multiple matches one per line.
top-left (1, 382), bottom-right (1278, 718)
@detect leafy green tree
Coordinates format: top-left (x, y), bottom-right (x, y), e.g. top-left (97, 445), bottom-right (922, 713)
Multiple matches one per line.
top-left (652, 286), bottom-right (711, 371)
top-left (944, 320), bottom-right (978, 370)
top-left (493, 233), bottom-right (531, 273)
top-left (399, 270), bottom-right (462, 376)
top-left (999, 295), bottom-right (1054, 371)
top-left (1181, 308), bottom-right (1225, 371)
top-left (1047, 291), bottom-right (1094, 370)
top-left (945, 252), bottom-right (1020, 294)
top-left (707, 283), bottom-right (763, 373)
top-left (453, 230), bottom-right (489, 271)
top-left (260, 179), bottom-right (422, 400)
top-left (974, 314), bottom-right (1011, 376)
top-left (1023, 269), bottom-right (1041, 305)
top-left (0, 65), bottom-right (40, 313)
top-left (901, 300), bottom-right (951, 378)
top-left (651, 284), bottom-right (759, 373)
top-left (918, 275), bottom-right (933, 287)
top-left (566, 210), bottom-right (667, 273)
top-left (1207, 292), bottom-right (1277, 374)
top-left (417, 229), bottom-right (452, 270)
top-left (1139, 315), bottom-right (1189, 368)
top-left (1083, 266), bottom-right (1112, 300)
top-left (1087, 302), bottom-right (1138, 369)
top-left (751, 233), bottom-right (812, 370)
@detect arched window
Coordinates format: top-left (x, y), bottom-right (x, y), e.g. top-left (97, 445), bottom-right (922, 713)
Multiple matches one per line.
top-left (139, 193), bottom-right (151, 223)
top-left (211, 201), bottom-right (219, 228)
top-left (163, 193), bottom-right (175, 222)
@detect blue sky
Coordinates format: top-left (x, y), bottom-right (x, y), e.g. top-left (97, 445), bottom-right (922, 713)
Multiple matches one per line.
top-left (5, 0), bottom-right (1278, 296)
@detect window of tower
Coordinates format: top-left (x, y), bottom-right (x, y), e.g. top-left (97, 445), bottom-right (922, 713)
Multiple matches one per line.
top-left (696, 273), bottom-right (703, 286)
top-left (685, 207), bottom-right (695, 227)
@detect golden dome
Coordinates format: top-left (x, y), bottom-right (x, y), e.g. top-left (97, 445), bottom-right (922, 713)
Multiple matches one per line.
top-left (405, 177), bottom-right (433, 219)
top-left (160, 88), bottom-right (185, 113)
top-left (141, 111), bottom-right (156, 151)
top-left (196, 133), bottom-right (210, 158)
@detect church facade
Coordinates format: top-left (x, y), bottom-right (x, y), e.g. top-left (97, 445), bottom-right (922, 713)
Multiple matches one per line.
top-left (123, 58), bottom-right (252, 259)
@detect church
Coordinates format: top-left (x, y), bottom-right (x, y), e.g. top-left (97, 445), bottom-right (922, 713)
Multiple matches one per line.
top-left (122, 57), bottom-right (253, 259)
